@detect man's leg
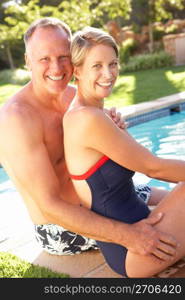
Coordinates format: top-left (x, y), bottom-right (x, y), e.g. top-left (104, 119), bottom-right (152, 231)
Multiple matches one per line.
top-left (34, 185), bottom-right (167, 256)
top-left (34, 223), bottom-right (99, 255)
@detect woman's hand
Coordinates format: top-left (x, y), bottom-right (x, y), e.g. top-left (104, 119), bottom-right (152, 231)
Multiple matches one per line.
top-left (104, 107), bottom-right (128, 130)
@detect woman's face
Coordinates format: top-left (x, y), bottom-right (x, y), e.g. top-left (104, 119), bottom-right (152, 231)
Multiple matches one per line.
top-left (74, 44), bottom-right (119, 102)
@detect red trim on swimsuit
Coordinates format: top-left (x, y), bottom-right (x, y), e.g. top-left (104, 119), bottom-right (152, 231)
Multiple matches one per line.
top-left (70, 155), bottom-right (109, 180)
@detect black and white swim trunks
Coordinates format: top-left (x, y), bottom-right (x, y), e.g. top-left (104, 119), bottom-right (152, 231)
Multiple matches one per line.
top-left (34, 184), bottom-right (151, 255)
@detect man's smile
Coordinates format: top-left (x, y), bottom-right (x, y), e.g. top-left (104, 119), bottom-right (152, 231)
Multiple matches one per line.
top-left (47, 75), bottom-right (65, 81)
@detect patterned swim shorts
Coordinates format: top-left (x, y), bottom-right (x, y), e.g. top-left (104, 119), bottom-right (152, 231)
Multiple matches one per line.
top-left (34, 184), bottom-right (151, 255)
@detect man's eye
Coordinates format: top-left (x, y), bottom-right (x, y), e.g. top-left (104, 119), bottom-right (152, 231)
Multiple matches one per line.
top-left (40, 57), bottom-right (48, 61)
top-left (59, 56), bottom-right (69, 61)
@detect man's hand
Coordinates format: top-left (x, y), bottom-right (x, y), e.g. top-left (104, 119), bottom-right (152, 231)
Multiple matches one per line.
top-left (104, 107), bottom-right (128, 130)
top-left (127, 213), bottom-right (178, 261)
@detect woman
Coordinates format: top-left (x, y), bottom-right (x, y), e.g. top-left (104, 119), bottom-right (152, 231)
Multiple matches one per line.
top-left (63, 27), bottom-right (185, 277)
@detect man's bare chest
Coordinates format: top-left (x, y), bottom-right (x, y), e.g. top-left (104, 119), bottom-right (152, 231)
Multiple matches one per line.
top-left (43, 116), bottom-right (64, 165)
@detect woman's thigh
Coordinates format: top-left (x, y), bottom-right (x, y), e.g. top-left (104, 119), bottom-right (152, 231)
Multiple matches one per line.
top-left (125, 182), bottom-right (185, 278)
top-left (148, 187), bottom-right (170, 206)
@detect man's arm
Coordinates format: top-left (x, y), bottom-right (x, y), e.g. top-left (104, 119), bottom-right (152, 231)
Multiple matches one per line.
top-left (0, 105), bottom-right (129, 242)
top-left (0, 106), bottom-right (177, 260)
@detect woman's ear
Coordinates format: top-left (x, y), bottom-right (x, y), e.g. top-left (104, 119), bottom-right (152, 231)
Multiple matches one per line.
top-left (73, 66), bottom-right (81, 81)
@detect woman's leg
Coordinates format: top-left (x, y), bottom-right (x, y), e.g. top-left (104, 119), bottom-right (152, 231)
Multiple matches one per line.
top-left (125, 182), bottom-right (185, 278)
top-left (148, 187), bottom-right (170, 206)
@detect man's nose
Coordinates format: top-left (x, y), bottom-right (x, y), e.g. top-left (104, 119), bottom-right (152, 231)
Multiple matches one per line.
top-left (50, 60), bottom-right (61, 73)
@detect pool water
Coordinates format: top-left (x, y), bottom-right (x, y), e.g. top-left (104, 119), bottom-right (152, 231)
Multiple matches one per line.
top-left (128, 111), bottom-right (185, 190)
top-left (0, 111), bottom-right (185, 192)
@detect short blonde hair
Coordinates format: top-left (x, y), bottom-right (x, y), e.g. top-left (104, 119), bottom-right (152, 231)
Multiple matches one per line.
top-left (24, 17), bottom-right (71, 47)
top-left (71, 26), bottom-right (118, 67)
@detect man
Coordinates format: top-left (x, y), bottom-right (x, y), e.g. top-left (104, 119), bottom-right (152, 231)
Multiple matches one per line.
top-left (0, 18), bottom-right (177, 259)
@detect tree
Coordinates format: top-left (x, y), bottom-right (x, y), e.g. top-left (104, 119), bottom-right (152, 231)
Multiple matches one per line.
top-left (0, 0), bottom-right (43, 68)
top-left (138, 0), bottom-right (185, 52)
top-left (0, 0), bottom-right (132, 68)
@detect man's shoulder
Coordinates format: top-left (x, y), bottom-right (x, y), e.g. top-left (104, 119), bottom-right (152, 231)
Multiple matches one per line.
top-left (0, 99), bottom-right (41, 135)
top-left (0, 85), bottom-right (38, 121)
top-left (0, 100), bottom-right (36, 123)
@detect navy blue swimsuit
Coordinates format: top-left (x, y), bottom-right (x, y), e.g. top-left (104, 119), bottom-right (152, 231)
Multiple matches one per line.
top-left (70, 156), bottom-right (150, 277)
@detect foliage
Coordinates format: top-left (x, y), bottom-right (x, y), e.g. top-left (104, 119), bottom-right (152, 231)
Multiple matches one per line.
top-left (0, 0), bottom-right (131, 68)
top-left (153, 0), bottom-right (184, 22)
top-left (0, 251), bottom-right (69, 278)
top-left (121, 51), bottom-right (174, 73)
top-left (119, 38), bottom-right (138, 64)
top-left (0, 68), bottom-right (30, 85)
top-left (132, 0), bottom-right (185, 52)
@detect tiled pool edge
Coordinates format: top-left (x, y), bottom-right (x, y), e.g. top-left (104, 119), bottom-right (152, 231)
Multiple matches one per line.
top-left (119, 91), bottom-right (185, 127)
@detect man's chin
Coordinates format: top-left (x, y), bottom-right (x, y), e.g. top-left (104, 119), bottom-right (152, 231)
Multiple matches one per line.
top-left (47, 84), bottom-right (67, 95)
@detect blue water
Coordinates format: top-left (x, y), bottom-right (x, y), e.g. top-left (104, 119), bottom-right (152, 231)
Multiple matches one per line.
top-left (128, 111), bottom-right (185, 190)
top-left (0, 111), bottom-right (185, 192)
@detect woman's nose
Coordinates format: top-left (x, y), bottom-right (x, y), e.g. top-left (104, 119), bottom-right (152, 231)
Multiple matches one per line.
top-left (102, 67), bottom-right (112, 79)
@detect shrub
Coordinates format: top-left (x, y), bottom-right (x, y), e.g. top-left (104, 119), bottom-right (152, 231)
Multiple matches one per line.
top-left (153, 25), bottom-right (165, 41)
top-left (119, 38), bottom-right (138, 64)
top-left (165, 24), bottom-right (178, 35)
top-left (0, 68), bottom-right (30, 85)
top-left (121, 51), bottom-right (174, 73)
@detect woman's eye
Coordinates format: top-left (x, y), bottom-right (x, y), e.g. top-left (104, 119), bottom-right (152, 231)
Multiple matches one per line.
top-left (93, 64), bottom-right (101, 68)
top-left (111, 62), bottom-right (118, 67)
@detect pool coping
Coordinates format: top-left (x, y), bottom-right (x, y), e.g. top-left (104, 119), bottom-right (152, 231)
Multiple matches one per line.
top-left (118, 91), bottom-right (185, 127)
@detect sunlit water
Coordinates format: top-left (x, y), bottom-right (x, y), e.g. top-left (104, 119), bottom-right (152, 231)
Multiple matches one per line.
top-left (0, 111), bottom-right (185, 198)
top-left (129, 111), bottom-right (185, 190)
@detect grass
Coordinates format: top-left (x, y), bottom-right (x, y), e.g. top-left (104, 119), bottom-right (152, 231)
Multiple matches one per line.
top-left (0, 251), bottom-right (69, 278)
top-left (0, 65), bottom-right (185, 108)
top-left (0, 84), bottom-right (22, 106)
top-left (105, 65), bottom-right (185, 108)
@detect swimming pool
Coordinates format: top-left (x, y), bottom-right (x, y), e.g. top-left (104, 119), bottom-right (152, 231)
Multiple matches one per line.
top-left (0, 110), bottom-right (185, 193)
top-left (129, 110), bottom-right (185, 190)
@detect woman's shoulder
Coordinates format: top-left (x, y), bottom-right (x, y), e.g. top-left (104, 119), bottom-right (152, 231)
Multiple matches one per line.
top-left (64, 105), bottom-right (104, 122)
top-left (63, 106), bottom-right (106, 136)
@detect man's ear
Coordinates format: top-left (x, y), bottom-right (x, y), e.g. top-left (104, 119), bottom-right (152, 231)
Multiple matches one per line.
top-left (25, 52), bottom-right (31, 71)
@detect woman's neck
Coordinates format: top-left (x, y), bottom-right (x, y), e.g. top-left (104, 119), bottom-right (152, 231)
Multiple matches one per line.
top-left (73, 89), bottom-right (104, 110)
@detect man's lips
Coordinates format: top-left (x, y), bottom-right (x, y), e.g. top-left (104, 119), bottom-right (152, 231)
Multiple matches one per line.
top-left (47, 75), bottom-right (65, 81)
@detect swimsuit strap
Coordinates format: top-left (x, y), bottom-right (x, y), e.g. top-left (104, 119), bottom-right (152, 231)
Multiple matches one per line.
top-left (70, 155), bottom-right (109, 180)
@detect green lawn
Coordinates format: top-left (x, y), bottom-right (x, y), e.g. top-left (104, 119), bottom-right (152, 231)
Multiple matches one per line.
top-left (0, 252), bottom-right (69, 278)
top-left (105, 65), bottom-right (185, 108)
top-left (0, 84), bottom-right (22, 106)
top-left (0, 65), bottom-right (185, 108)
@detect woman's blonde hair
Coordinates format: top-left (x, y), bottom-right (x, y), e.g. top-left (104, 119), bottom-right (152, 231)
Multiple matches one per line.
top-left (71, 26), bottom-right (118, 67)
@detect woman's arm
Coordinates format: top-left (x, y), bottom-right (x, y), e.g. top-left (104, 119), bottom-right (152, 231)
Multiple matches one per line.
top-left (74, 107), bottom-right (185, 183)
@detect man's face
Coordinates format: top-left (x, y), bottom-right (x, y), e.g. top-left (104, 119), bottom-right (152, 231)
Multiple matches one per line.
top-left (25, 26), bottom-right (73, 96)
